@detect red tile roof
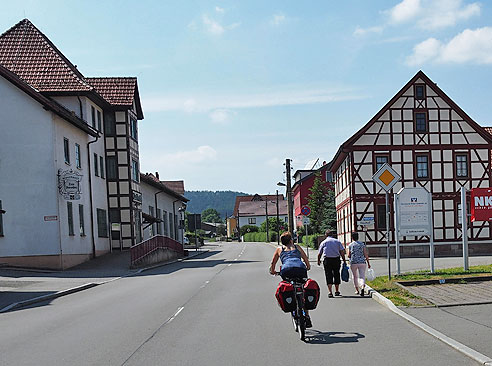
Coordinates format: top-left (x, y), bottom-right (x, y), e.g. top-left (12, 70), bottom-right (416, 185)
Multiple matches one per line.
top-left (238, 200), bottom-right (288, 217)
top-left (484, 127), bottom-right (492, 136)
top-left (233, 194), bottom-right (284, 216)
top-left (86, 77), bottom-right (137, 106)
top-left (0, 19), bottom-right (93, 92)
top-left (161, 181), bottom-right (185, 195)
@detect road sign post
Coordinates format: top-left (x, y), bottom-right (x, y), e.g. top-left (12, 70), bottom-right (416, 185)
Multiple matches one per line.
top-left (373, 163), bottom-right (401, 280)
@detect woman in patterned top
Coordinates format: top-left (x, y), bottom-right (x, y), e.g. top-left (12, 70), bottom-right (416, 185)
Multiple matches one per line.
top-left (347, 232), bottom-right (371, 296)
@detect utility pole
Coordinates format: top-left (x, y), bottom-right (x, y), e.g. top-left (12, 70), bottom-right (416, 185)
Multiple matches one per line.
top-left (265, 199), bottom-right (269, 243)
top-left (276, 189), bottom-right (280, 245)
top-left (286, 158), bottom-right (294, 234)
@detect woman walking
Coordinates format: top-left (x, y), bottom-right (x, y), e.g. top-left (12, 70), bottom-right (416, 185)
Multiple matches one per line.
top-left (347, 232), bottom-right (371, 296)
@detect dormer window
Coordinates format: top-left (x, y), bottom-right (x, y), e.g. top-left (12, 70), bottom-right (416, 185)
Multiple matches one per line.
top-left (415, 85), bottom-right (425, 100)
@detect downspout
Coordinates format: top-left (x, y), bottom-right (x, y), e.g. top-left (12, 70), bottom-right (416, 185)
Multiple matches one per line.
top-left (87, 134), bottom-right (99, 258)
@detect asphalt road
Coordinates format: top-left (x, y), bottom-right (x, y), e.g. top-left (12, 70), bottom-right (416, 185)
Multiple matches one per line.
top-left (0, 242), bottom-right (478, 365)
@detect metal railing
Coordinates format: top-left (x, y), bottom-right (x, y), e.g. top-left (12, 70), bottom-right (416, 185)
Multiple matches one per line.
top-left (130, 235), bottom-right (183, 267)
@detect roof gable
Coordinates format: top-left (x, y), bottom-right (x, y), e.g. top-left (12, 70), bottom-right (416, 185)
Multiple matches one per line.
top-left (86, 77), bottom-right (144, 119)
top-left (0, 19), bottom-right (93, 92)
top-left (330, 70), bottom-right (492, 172)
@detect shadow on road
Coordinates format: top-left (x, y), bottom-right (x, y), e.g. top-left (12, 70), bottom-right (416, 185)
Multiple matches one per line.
top-left (0, 291), bottom-right (57, 312)
top-left (305, 330), bottom-right (365, 344)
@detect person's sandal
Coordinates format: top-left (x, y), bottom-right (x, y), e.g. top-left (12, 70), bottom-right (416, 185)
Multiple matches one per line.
top-left (360, 289), bottom-right (365, 297)
top-left (328, 293), bottom-right (334, 298)
top-left (335, 291), bottom-right (341, 297)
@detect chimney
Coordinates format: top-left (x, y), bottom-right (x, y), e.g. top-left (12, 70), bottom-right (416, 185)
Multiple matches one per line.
top-left (155, 171), bottom-right (160, 180)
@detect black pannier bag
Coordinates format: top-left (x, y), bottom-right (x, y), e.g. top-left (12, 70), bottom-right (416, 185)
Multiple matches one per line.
top-left (303, 279), bottom-right (320, 310)
top-left (275, 281), bottom-right (296, 312)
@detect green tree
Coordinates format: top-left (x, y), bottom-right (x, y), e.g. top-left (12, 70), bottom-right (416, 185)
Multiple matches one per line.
top-left (307, 172), bottom-right (336, 234)
top-left (259, 217), bottom-right (287, 233)
top-left (201, 208), bottom-right (222, 223)
top-left (240, 225), bottom-right (259, 236)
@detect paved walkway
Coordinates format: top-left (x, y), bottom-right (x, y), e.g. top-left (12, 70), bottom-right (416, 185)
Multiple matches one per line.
top-left (404, 280), bottom-right (492, 307)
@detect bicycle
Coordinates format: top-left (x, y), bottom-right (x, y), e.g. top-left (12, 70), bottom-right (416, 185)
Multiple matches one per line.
top-left (275, 272), bottom-right (309, 341)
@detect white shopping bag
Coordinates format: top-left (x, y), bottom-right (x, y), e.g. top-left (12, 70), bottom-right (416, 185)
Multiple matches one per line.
top-left (366, 268), bottom-right (376, 281)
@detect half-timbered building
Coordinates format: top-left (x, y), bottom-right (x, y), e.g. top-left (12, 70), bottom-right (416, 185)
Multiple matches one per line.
top-left (330, 71), bottom-right (492, 256)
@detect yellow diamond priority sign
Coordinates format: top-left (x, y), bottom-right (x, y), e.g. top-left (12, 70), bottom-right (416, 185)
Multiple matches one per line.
top-left (372, 163), bottom-right (401, 192)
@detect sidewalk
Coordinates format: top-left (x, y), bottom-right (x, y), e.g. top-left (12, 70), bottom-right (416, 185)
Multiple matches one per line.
top-left (0, 248), bottom-right (207, 312)
top-left (367, 255), bottom-right (492, 363)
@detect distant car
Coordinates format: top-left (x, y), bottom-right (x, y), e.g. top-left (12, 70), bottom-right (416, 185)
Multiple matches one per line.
top-left (183, 237), bottom-right (190, 245)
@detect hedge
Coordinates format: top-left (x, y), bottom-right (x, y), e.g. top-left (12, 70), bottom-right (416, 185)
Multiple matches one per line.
top-left (243, 232), bottom-right (277, 242)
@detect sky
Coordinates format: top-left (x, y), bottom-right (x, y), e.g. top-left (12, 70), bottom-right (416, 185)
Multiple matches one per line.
top-left (3, 0), bottom-right (492, 194)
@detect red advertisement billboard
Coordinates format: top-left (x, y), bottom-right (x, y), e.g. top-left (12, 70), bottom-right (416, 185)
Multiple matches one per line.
top-left (471, 188), bottom-right (492, 221)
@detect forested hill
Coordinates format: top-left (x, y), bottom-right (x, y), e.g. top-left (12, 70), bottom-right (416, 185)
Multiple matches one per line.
top-left (185, 190), bottom-right (249, 219)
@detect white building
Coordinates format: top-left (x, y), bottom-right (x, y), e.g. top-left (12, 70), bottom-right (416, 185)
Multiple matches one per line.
top-left (238, 200), bottom-right (288, 229)
top-left (0, 19), bottom-right (148, 269)
top-left (140, 173), bottom-right (188, 244)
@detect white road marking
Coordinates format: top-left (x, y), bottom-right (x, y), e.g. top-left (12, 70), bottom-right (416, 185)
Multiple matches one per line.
top-left (168, 307), bottom-right (184, 323)
top-left (228, 264), bottom-right (232, 266)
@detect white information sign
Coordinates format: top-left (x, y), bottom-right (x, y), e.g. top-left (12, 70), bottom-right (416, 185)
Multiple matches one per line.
top-left (397, 187), bottom-right (431, 236)
top-left (357, 216), bottom-right (375, 226)
top-left (302, 217), bottom-right (310, 225)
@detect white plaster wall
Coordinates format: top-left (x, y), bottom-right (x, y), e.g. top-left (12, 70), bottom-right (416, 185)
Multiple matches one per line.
top-left (239, 215), bottom-right (288, 228)
top-left (53, 115), bottom-right (96, 256)
top-left (0, 76), bottom-right (60, 256)
top-left (140, 181), bottom-right (186, 243)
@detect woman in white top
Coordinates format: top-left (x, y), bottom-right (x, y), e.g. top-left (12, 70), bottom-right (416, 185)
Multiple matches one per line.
top-left (347, 232), bottom-right (371, 296)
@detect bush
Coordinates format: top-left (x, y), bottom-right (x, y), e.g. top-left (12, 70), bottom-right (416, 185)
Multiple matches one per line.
top-left (243, 231), bottom-right (277, 242)
top-left (302, 235), bottom-right (319, 249)
top-left (240, 225), bottom-right (259, 236)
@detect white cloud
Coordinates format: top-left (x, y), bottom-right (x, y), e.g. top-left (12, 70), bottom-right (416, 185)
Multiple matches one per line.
top-left (143, 86), bottom-right (366, 113)
top-left (387, 0), bottom-right (421, 24)
top-left (215, 6), bottom-right (225, 13)
top-left (353, 26), bottom-right (383, 36)
top-left (385, 0), bottom-right (481, 30)
top-left (209, 109), bottom-right (235, 124)
top-left (270, 13), bottom-right (286, 27)
top-left (161, 146), bottom-right (218, 165)
top-left (406, 27), bottom-right (492, 65)
top-left (202, 15), bottom-right (225, 35)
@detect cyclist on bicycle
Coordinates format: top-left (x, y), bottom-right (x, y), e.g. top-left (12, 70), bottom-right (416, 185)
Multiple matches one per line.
top-left (269, 231), bottom-right (312, 328)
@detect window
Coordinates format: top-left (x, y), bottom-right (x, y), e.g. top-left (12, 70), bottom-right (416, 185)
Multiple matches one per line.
top-left (64, 138), bottom-right (70, 164)
top-left (415, 112), bottom-right (427, 132)
top-left (415, 85), bottom-right (425, 100)
top-left (97, 110), bottom-right (102, 132)
top-left (416, 155), bottom-right (429, 178)
top-left (0, 200), bottom-right (4, 236)
top-left (94, 153), bottom-right (99, 176)
top-left (248, 218), bottom-right (256, 224)
top-left (75, 144), bottom-right (81, 169)
top-left (325, 171), bottom-right (333, 183)
top-left (169, 212), bottom-right (174, 239)
top-left (456, 154), bottom-right (468, 177)
top-left (376, 204), bottom-right (386, 230)
top-left (109, 209), bottom-right (120, 224)
top-left (97, 208), bottom-right (108, 237)
top-left (100, 156), bottom-right (105, 179)
top-left (157, 208), bottom-right (162, 235)
top-left (67, 202), bottom-right (74, 236)
top-left (91, 106), bottom-right (96, 128)
top-left (79, 204), bottom-right (85, 236)
top-left (163, 211), bottom-right (168, 236)
top-left (104, 113), bottom-right (115, 136)
top-left (174, 214), bottom-right (178, 239)
top-left (106, 156), bottom-right (117, 179)
top-left (375, 155), bottom-right (389, 171)
top-left (130, 118), bottom-right (138, 140)
top-left (131, 159), bottom-right (139, 182)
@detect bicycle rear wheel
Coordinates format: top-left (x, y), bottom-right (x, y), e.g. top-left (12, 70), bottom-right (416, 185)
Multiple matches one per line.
top-left (298, 311), bottom-right (306, 341)
top-left (291, 311), bottom-right (298, 332)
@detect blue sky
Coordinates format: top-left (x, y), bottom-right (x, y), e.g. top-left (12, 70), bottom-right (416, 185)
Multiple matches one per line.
top-left (3, 1), bottom-right (492, 194)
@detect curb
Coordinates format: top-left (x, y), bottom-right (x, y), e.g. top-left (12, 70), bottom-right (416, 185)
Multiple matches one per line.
top-left (367, 285), bottom-right (492, 365)
top-left (0, 283), bottom-right (99, 313)
top-left (0, 250), bottom-right (209, 313)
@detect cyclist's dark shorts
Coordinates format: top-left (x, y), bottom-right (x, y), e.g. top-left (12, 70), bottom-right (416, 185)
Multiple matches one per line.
top-left (323, 257), bottom-right (341, 284)
top-left (280, 266), bottom-right (307, 280)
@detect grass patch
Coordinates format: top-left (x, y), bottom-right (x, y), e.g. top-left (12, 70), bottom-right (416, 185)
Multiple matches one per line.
top-left (367, 264), bottom-right (492, 307)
